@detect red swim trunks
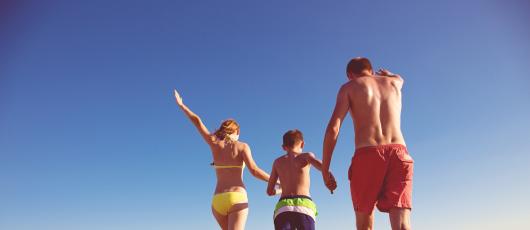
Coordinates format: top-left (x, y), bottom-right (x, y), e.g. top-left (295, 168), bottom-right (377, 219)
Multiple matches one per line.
top-left (348, 144), bottom-right (414, 213)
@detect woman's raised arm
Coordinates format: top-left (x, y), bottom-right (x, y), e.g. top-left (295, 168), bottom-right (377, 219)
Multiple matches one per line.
top-left (174, 89), bottom-right (213, 145)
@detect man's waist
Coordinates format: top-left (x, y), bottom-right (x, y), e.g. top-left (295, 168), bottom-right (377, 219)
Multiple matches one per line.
top-left (355, 138), bottom-right (406, 149)
top-left (354, 143), bottom-right (408, 153)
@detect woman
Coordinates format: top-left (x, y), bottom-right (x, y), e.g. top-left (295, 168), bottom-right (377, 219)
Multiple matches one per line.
top-left (173, 89), bottom-right (277, 230)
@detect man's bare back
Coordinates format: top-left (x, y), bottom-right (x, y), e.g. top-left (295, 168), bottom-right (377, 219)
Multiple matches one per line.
top-left (341, 73), bottom-right (406, 148)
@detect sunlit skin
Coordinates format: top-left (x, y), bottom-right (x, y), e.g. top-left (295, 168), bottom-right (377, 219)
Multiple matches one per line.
top-left (174, 89), bottom-right (272, 230)
top-left (266, 141), bottom-right (335, 197)
top-left (321, 63), bottom-right (411, 230)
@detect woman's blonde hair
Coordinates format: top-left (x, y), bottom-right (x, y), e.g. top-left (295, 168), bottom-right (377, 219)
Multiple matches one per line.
top-left (214, 119), bottom-right (240, 143)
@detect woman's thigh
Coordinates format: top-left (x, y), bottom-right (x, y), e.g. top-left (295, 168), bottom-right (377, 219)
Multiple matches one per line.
top-left (212, 206), bottom-right (228, 230)
top-left (227, 203), bottom-right (248, 230)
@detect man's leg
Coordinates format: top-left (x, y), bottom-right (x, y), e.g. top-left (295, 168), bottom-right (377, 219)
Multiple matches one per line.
top-left (389, 208), bottom-right (411, 230)
top-left (349, 148), bottom-right (387, 230)
top-left (355, 211), bottom-right (374, 230)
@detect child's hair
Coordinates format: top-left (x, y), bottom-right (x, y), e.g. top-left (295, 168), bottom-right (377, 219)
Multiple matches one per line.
top-left (214, 119), bottom-right (240, 143)
top-left (282, 129), bottom-right (304, 148)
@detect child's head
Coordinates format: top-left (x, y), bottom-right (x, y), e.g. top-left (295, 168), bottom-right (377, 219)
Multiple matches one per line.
top-left (282, 129), bottom-right (304, 151)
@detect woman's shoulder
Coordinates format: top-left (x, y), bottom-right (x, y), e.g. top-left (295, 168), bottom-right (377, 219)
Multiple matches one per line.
top-left (208, 134), bottom-right (220, 144)
top-left (235, 141), bottom-right (250, 149)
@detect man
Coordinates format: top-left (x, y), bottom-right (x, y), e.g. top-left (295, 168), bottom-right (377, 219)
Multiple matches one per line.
top-left (321, 57), bottom-right (414, 230)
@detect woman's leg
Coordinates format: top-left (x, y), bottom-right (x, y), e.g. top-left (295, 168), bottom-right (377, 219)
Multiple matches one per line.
top-left (212, 206), bottom-right (228, 230)
top-left (227, 203), bottom-right (249, 230)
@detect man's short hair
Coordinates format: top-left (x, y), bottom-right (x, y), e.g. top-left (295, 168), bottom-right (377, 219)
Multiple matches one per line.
top-left (282, 129), bottom-right (304, 148)
top-left (346, 57), bottom-right (373, 76)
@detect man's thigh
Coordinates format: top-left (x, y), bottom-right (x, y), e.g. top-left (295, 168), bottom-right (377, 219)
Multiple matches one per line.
top-left (349, 150), bottom-right (387, 213)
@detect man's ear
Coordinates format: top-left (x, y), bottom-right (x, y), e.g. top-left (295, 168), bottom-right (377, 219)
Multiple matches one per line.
top-left (300, 141), bottom-right (305, 149)
top-left (347, 72), bottom-right (353, 80)
top-left (282, 145), bottom-right (288, 151)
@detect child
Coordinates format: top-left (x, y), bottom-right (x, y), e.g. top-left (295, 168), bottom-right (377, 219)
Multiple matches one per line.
top-left (267, 129), bottom-right (336, 230)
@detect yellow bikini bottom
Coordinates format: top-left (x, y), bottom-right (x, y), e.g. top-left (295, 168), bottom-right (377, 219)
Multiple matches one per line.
top-left (212, 192), bottom-right (248, 216)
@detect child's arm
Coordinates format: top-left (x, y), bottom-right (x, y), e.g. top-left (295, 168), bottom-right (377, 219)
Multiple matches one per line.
top-left (304, 152), bottom-right (337, 193)
top-left (174, 89), bottom-right (213, 145)
top-left (241, 143), bottom-right (270, 182)
top-left (267, 160), bottom-right (280, 196)
top-left (303, 152), bottom-right (323, 171)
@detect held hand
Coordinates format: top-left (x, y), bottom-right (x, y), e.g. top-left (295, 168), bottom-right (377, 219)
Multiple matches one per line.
top-left (275, 183), bottom-right (282, 196)
top-left (322, 170), bottom-right (337, 194)
top-left (173, 89), bottom-right (183, 106)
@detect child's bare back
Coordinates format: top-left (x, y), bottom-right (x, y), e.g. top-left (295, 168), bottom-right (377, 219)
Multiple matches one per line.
top-left (267, 129), bottom-right (334, 229)
top-left (270, 152), bottom-right (318, 197)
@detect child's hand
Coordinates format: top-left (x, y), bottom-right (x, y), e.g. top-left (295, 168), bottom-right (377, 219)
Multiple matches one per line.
top-left (274, 183), bottom-right (282, 195)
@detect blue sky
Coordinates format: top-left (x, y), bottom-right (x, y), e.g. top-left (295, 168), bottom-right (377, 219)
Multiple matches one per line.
top-left (1, 0), bottom-right (529, 229)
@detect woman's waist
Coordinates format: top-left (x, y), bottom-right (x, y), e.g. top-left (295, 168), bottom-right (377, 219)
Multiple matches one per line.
top-left (214, 179), bottom-right (246, 194)
top-left (214, 184), bottom-right (247, 194)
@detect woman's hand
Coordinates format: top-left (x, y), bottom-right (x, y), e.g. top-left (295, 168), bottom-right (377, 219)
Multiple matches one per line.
top-left (174, 89), bottom-right (183, 106)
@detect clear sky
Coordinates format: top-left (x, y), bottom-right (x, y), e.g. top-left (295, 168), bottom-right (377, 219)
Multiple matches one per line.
top-left (1, 0), bottom-right (529, 229)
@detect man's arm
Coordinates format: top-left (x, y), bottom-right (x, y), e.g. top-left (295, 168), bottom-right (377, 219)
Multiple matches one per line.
top-left (266, 160), bottom-right (280, 196)
top-left (376, 68), bottom-right (401, 78)
top-left (322, 85), bottom-right (350, 191)
top-left (174, 89), bottom-right (213, 145)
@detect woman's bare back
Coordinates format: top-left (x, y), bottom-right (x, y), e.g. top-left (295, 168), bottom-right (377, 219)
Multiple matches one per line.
top-left (210, 137), bottom-right (247, 193)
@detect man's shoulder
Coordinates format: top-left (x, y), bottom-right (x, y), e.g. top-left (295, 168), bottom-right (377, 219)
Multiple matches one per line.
top-left (340, 80), bottom-right (357, 89)
top-left (341, 78), bottom-right (371, 92)
top-left (375, 74), bottom-right (404, 90)
top-left (337, 81), bottom-right (356, 97)
top-left (376, 74), bottom-right (404, 84)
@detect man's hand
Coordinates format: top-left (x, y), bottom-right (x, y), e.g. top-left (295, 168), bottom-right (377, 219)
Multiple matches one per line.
top-left (322, 170), bottom-right (337, 194)
top-left (174, 89), bottom-right (183, 106)
top-left (376, 68), bottom-right (398, 78)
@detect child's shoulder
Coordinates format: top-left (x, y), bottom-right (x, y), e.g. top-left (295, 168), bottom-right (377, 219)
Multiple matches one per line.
top-left (274, 154), bottom-right (288, 161)
top-left (297, 152), bottom-right (316, 160)
top-left (273, 154), bottom-right (289, 164)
